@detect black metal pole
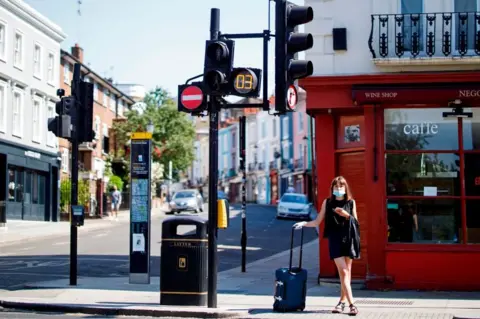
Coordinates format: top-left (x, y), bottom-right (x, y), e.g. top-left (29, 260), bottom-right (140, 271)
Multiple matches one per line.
top-left (207, 7), bottom-right (220, 309)
top-left (239, 116), bottom-right (247, 272)
top-left (262, 30), bottom-right (270, 111)
top-left (69, 63), bottom-right (81, 286)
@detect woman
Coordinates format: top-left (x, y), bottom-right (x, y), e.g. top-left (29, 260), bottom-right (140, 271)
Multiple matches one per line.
top-left (294, 176), bottom-right (360, 316)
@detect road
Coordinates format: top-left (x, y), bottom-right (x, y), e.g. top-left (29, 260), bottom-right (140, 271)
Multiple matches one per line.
top-left (0, 204), bottom-right (317, 291)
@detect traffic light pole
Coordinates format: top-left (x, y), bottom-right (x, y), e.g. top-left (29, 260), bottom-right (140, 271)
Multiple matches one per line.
top-left (207, 7), bottom-right (220, 309)
top-left (69, 63), bottom-right (81, 286)
top-left (239, 116), bottom-right (247, 272)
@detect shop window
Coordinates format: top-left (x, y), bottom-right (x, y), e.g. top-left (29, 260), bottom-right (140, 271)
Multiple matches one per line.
top-left (385, 109), bottom-right (458, 151)
top-left (386, 153), bottom-right (460, 196)
top-left (14, 167), bottom-right (23, 203)
top-left (467, 200), bottom-right (480, 244)
top-left (462, 108), bottom-right (480, 151)
top-left (24, 171), bottom-right (32, 203)
top-left (8, 168), bottom-right (14, 201)
top-left (337, 115), bottom-right (364, 149)
top-left (464, 153), bottom-right (480, 196)
top-left (387, 199), bottom-right (461, 244)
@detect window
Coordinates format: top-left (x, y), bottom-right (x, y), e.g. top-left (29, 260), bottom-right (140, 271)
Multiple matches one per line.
top-left (118, 100), bottom-right (124, 116)
top-left (61, 148), bottom-right (69, 173)
top-left (32, 97), bottom-right (41, 142)
top-left (400, 0), bottom-right (424, 52)
top-left (46, 101), bottom-right (55, 147)
top-left (223, 154), bottom-right (228, 170)
top-left (33, 44), bottom-right (42, 78)
top-left (0, 80), bottom-right (6, 132)
top-left (47, 53), bottom-right (54, 84)
top-left (454, 0), bottom-right (477, 52)
top-left (110, 95), bottom-right (116, 111)
top-left (102, 124), bottom-right (109, 154)
top-left (223, 134), bottom-right (228, 149)
top-left (385, 108), bottom-right (480, 245)
top-left (272, 118), bottom-right (277, 138)
top-left (12, 89), bottom-right (23, 137)
top-left (282, 117), bottom-right (289, 139)
top-left (13, 32), bottom-right (22, 68)
top-left (0, 22), bottom-right (6, 61)
top-left (298, 113), bottom-right (304, 131)
top-left (249, 123), bottom-right (256, 143)
top-left (94, 83), bottom-right (99, 100)
top-left (63, 63), bottom-right (70, 84)
top-left (103, 89), bottom-right (108, 106)
top-left (94, 116), bottom-right (101, 139)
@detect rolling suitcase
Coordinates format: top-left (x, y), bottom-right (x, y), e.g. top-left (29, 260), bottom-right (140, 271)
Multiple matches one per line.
top-left (273, 226), bottom-right (307, 312)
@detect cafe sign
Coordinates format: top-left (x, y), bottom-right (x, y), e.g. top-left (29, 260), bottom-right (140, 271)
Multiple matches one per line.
top-left (353, 86), bottom-right (480, 105)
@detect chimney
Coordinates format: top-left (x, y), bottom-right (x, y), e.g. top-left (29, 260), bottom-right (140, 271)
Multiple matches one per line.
top-left (71, 43), bottom-right (84, 63)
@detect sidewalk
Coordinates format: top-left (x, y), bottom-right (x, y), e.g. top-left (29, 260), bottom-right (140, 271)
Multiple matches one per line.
top-left (1, 238), bottom-right (479, 318)
top-left (0, 205), bottom-right (168, 247)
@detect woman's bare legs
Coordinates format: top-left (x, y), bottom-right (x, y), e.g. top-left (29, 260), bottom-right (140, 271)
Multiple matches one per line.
top-left (334, 257), bottom-right (354, 305)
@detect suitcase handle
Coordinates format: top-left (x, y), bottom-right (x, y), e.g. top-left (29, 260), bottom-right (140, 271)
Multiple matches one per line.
top-left (289, 226), bottom-right (304, 271)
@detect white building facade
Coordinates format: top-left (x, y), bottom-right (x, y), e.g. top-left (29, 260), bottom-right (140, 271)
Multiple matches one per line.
top-left (0, 0), bottom-right (66, 222)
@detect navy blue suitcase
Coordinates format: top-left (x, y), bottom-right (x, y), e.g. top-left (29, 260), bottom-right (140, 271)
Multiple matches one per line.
top-left (273, 226), bottom-right (307, 312)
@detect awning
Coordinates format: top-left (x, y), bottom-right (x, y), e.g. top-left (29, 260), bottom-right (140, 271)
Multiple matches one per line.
top-left (352, 83), bottom-right (480, 105)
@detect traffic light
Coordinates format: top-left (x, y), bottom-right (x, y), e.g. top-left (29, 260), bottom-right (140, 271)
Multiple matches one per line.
top-left (203, 39), bottom-right (235, 95)
top-left (275, 0), bottom-right (314, 113)
top-left (47, 94), bottom-right (76, 139)
top-left (77, 81), bottom-right (95, 143)
top-left (229, 67), bottom-right (262, 98)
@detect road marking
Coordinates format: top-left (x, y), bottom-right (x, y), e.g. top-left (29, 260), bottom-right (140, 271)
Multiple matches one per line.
top-left (217, 244), bottom-right (261, 251)
top-left (53, 241), bottom-right (69, 246)
top-left (93, 232), bottom-right (109, 238)
top-left (0, 272), bottom-right (69, 277)
top-left (19, 247), bottom-right (35, 251)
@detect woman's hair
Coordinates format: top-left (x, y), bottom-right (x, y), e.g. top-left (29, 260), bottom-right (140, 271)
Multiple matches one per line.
top-left (330, 176), bottom-right (353, 201)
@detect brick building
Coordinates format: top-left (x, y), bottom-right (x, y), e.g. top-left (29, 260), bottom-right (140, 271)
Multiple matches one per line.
top-left (59, 44), bottom-right (134, 218)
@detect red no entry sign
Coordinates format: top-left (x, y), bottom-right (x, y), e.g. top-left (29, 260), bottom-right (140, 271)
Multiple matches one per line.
top-left (287, 85), bottom-right (298, 110)
top-left (180, 86), bottom-right (204, 110)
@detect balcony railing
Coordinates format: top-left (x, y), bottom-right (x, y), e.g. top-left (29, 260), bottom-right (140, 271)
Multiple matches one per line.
top-left (269, 161), bottom-right (277, 170)
top-left (369, 12), bottom-right (480, 59)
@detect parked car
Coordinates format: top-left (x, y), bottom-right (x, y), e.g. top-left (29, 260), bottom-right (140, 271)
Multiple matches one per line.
top-left (276, 193), bottom-right (312, 220)
top-left (168, 189), bottom-right (204, 214)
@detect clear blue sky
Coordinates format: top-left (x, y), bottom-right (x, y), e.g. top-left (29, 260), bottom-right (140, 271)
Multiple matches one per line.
top-left (25, 0), bottom-right (304, 98)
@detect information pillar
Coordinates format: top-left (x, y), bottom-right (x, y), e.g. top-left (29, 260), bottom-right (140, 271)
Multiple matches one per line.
top-left (129, 132), bottom-right (152, 284)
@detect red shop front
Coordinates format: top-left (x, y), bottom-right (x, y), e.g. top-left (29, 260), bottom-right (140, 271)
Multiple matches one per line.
top-left (301, 71), bottom-right (480, 291)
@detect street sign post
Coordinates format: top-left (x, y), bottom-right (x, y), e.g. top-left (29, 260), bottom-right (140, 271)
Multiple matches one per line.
top-left (129, 132), bottom-right (152, 285)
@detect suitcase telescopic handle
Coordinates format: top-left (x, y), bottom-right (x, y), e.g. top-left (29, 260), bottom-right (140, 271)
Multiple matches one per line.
top-left (289, 226), bottom-right (304, 271)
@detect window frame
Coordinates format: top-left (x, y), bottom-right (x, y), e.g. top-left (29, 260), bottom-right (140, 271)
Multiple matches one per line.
top-left (46, 100), bottom-right (55, 147)
top-left (383, 107), bottom-right (480, 247)
top-left (13, 31), bottom-right (23, 70)
top-left (32, 95), bottom-right (42, 143)
top-left (33, 42), bottom-right (42, 80)
top-left (0, 21), bottom-right (7, 62)
top-left (61, 148), bottom-right (69, 173)
top-left (63, 63), bottom-right (70, 84)
top-left (47, 52), bottom-right (55, 85)
top-left (12, 87), bottom-right (23, 138)
top-left (0, 79), bottom-right (7, 132)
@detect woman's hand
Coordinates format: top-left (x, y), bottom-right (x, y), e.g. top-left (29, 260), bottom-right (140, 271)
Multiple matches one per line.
top-left (334, 207), bottom-right (350, 219)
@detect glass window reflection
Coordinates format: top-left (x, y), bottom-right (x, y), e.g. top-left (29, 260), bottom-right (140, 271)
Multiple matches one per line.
top-left (467, 200), bottom-right (480, 244)
top-left (387, 199), bottom-right (461, 244)
top-left (386, 153), bottom-right (460, 196)
top-left (385, 109), bottom-right (458, 151)
top-left (462, 108), bottom-right (480, 151)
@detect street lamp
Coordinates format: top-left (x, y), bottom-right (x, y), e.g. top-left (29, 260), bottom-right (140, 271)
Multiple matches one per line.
top-left (147, 120), bottom-right (154, 133)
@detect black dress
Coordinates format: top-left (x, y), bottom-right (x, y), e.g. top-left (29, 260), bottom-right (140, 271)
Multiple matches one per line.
top-left (324, 198), bottom-right (361, 260)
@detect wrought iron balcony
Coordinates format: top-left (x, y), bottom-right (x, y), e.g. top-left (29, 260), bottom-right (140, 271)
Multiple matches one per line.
top-left (269, 161), bottom-right (277, 170)
top-left (369, 12), bottom-right (480, 59)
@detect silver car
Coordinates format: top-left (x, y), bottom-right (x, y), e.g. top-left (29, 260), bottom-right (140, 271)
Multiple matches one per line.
top-left (276, 193), bottom-right (312, 220)
top-left (168, 189), bottom-right (204, 214)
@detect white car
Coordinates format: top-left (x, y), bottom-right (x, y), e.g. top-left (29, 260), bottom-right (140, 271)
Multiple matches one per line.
top-left (276, 193), bottom-right (312, 220)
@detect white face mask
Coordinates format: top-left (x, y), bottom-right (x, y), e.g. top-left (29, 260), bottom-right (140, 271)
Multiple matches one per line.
top-left (333, 187), bottom-right (346, 197)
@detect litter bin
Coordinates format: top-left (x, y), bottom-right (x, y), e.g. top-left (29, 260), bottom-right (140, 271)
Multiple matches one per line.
top-left (160, 215), bottom-right (208, 306)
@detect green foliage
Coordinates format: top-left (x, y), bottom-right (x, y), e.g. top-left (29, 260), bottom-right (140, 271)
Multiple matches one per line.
top-left (112, 87), bottom-right (196, 180)
top-left (60, 179), bottom-right (90, 213)
top-left (108, 175), bottom-right (124, 192)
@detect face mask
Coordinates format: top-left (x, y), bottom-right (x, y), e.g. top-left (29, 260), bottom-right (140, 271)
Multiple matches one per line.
top-left (333, 188), bottom-right (346, 197)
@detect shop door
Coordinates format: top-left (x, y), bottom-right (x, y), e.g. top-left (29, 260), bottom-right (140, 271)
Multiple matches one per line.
top-left (338, 151), bottom-right (368, 279)
top-left (7, 166), bottom-right (23, 220)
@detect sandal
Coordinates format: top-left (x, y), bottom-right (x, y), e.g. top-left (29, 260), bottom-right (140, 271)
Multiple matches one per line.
top-left (332, 301), bottom-right (345, 313)
top-left (348, 304), bottom-right (359, 316)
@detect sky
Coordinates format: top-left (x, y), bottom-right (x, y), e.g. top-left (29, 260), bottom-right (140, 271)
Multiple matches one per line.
top-left (24, 0), bottom-right (304, 99)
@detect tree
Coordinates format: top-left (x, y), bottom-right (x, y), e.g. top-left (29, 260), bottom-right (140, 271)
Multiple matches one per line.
top-left (112, 87), bottom-right (196, 180)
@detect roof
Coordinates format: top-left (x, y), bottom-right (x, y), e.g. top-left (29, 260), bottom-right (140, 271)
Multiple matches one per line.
top-left (60, 50), bottom-right (135, 104)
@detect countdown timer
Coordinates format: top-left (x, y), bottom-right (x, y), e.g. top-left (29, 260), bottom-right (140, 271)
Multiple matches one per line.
top-left (233, 69), bottom-right (258, 95)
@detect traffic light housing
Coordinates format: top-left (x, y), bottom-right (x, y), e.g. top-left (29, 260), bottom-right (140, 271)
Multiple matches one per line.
top-left (203, 39), bottom-right (235, 95)
top-left (48, 115), bottom-right (71, 139)
top-left (229, 67), bottom-right (262, 98)
top-left (77, 81), bottom-right (95, 143)
top-left (275, 0), bottom-right (314, 113)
